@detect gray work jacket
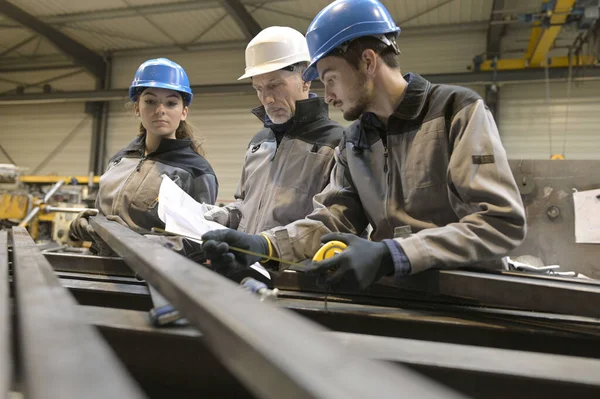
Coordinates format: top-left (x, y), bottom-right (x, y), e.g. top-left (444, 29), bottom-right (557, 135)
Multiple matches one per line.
top-left (264, 73), bottom-right (526, 278)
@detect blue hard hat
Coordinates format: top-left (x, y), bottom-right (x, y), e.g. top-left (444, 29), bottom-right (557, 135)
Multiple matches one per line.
top-left (303, 0), bottom-right (401, 82)
top-left (129, 58), bottom-right (193, 105)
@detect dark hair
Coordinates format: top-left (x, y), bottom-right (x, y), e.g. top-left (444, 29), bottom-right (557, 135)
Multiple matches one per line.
top-left (138, 120), bottom-right (204, 156)
top-left (332, 36), bottom-right (400, 70)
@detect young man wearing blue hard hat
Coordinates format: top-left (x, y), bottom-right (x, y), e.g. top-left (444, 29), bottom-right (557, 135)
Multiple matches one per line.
top-left (202, 0), bottom-right (526, 291)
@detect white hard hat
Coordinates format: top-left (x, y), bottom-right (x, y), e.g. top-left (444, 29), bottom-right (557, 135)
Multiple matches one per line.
top-left (238, 26), bottom-right (311, 80)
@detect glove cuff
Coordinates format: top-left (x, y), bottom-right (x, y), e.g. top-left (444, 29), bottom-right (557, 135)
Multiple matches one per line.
top-left (258, 233), bottom-right (273, 263)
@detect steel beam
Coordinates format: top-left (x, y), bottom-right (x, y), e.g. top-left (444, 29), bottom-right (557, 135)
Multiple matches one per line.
top-left (85, 305), bottom-right (600, 381)
top-left (529, 0), bottom-right (577, 67)
top-left (479, 55), bottom-right (597, 71)
top-left (0, 0), bottom-right (292, 27)
top-left (45, 252), bottom-right (134, 276)
top-left (0, 0), bottom-right (105, 79)
top-left (90, 216), bottom-right (462, 399)
top-left (486, 0), bottom-right (505, 60)
top-left (0, 231), bottom-right (10, 397)
top-left (1, 66), bottom-right (599, 104)
top-left (81, 306), bottom-right (600, 397)
top-left (61, 271), bottom-right (600, 359)
top-left (392, 269), bottom-right (600, 318)
top-left (221, 0), bottom-right (261, 40)
top-left (485, 0), bottom-right (505, 118)
top-left (0, 34), bottom-right (37, 58)
top-left (10, 227), bottom-right (145, 399)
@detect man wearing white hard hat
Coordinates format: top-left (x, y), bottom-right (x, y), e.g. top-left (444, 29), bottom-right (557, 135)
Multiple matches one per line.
top-left (204, 26), bottom-right (344, 237)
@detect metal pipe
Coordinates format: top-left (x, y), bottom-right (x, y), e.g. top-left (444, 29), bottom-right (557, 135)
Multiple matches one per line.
top-left (43, 206), bottom-right (95, 214)
top-left (18, 207), bottom-right (40, 227)
top-left (42, 180), bottom-right (64, 203)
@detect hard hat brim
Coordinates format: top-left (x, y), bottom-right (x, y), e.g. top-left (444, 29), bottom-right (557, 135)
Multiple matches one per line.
top-left (238, 60), bottom-right (306, 80)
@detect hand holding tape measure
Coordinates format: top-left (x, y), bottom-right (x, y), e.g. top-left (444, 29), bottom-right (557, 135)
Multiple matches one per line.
top-left (155, 228), bottom-right (392, 291)
top-left (306, 233), bottom-right (395, 291)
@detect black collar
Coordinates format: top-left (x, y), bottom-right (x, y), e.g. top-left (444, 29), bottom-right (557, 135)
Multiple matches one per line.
top-left (361, 73), bottom-right (431, 127)
top-left (122, 134), bottom-right (192, 155)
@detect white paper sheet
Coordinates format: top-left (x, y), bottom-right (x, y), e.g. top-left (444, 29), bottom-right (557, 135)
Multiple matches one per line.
top-left (157, 175), bottom-right (270, 278)
top-left (573, 188), bottom-right (600, 244)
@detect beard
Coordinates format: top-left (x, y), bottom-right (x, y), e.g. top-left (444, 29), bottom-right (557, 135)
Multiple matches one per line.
top-left (266, 108), bottom-right (292, 124)
top-left (342, 70), bottom-right (372, 121)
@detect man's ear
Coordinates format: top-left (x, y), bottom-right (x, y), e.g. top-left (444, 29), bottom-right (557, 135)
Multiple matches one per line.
top-left (361, 49), bottom-right (378, 76)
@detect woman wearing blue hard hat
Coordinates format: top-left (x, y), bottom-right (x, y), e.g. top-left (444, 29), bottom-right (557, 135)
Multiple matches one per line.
top-left (202, 0), bottom-right (526, 292)
top-left (69, 58), bottom-right (218, 254)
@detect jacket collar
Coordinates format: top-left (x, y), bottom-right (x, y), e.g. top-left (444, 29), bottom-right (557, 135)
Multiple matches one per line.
top-left (251, 93), bottom-right (328, 127)
top-left (391, 73), bottom-right (431, 120)
top-left (122, 133), bottom-right (192, 155)
top-left (361, 73), bottom-right (431, 127)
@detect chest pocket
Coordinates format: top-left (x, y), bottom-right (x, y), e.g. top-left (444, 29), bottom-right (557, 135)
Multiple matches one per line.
top-left (400, 127), bottom-right (450, 218)
top-left (283, 144), bottom-right (333, 195)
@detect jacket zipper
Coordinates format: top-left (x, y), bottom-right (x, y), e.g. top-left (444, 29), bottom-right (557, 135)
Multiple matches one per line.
top-left (383, 145), bottom-right (388, 173)
top-left (136, 155), bottom-right (147, 171)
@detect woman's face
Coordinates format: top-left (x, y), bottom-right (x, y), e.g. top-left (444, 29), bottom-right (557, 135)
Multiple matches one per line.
top-left (134, 88), bottom-right (188, 138)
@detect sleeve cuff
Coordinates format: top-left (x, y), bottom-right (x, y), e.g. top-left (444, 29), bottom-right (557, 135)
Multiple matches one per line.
top-left (382, 239), bottom-right (411, 279)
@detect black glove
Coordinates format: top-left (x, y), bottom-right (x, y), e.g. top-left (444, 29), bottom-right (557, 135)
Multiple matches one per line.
top-left (202, 229), bottom-right (268, 277)
top-left (305, 233), bottom-right (395, 291)
top-left (68, 209), bottom-right (98, 242)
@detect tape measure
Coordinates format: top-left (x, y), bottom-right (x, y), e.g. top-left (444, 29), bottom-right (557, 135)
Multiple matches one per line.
top-left (312, 240), bottom-right (347, 262)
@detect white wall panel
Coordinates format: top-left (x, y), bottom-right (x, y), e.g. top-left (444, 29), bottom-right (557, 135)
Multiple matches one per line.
top-left (110, 28), bottom-right (486, 90)
top-left (498, 81), bottom-right (600, 160)
top-left (0, 102), bottom-right (92, 175)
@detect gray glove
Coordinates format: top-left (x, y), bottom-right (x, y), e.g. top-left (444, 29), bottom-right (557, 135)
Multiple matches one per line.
top-left (204, 205), bottom-right (231, 226)
top-left (204, 204), bottom-right (241, 229)
top-left (68, 210), bottom-right (120, 257)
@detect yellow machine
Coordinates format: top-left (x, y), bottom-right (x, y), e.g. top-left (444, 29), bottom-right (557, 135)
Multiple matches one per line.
top-left (0, 173), bottom-right (100, 243)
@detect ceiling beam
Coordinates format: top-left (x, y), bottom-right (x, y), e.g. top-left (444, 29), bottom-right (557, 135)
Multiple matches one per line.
top-left (0, 0), bottom-right (292, 27)
top-left (0, 1), bottom-right (105, 79)
top-left (528, 0), bottom-right (577, 66)
top-left (0, 34), bottom-right (36, 58)
top-left (1, 67), bottom-right (599, 104)
top-left (221, 0), bottom-right (261, 40)
top-left (486, 0), bottom-right (505, 59)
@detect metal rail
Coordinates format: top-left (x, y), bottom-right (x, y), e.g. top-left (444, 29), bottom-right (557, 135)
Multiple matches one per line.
top-left (274, 268), bottom-right (600, 318)
top-left (81, 305), bottom-right (600, 397)
top-left (11, 227), bottom-right (146, 399)
top-left (45, 252), bottom-right (134, 276)
top-left (0, 231), bottom-right (10, 399)
top-left (392, 269), bottom-right (600, 318)
top-left (90, 216), bottom-right (462, 399)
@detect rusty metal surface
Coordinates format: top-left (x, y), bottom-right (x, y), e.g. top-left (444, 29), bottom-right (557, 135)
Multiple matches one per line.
top-left (11, 227), bottom-right (146, 399)
top-left (81, 305), bottom-right (600, 399)
top-left (509, 160), bottom-right (600, 279)
top-left (0, 231), bottom-right (10, 398)
top-left (45, 252), bottom-right (134, 276)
